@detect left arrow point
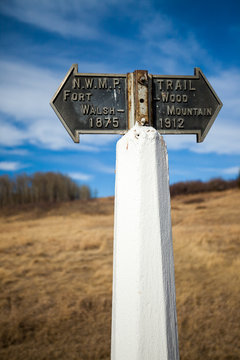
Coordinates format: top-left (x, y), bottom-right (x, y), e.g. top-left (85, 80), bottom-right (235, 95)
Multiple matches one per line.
top-left (50, 65), bottom-right (80, 143)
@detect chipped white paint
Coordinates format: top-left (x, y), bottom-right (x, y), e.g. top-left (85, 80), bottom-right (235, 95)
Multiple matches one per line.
top-left (111, 123), bottom-right (179, 360)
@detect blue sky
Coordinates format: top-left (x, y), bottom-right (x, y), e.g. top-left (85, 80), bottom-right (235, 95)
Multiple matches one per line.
top-left (0, 0), bottom-right (239, 197)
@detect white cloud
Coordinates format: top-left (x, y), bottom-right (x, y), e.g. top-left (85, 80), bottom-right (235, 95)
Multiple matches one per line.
top-left (0, 0), bottom-right (104, 39)
top-left (163, 134), bottom-right (196, 151)
top-left (0, 120), bottom-right (28, 147)
top-left (69, 172), bottom-right (93, 181)
top-left (0, 60), bottom-right (59, 121)
top-left (139, 11), bottom-right (212, 74)
top-left (0, 60), bottom-right (120, 151)
top-left (221, 166), bottom-right (239, 175)
top-left (140, 13), bottom-right (173, 40)
top-left (163, 68), bottom-right (240, 155)
top-left (189, 121), bottom-right (240, 155)
top-left (0, 148), bottom-right (29, 156)
top-left (27, 118), bottom-right (119, 151)
top-left (209, 70), bottom-right (240, 116)
top-left (165, 121), bottom-right (240, 155)
top-left (89, 160), bottom-right (116, 174)
top-left (0, 59), bottom-right (239, 155)
top-left (188, 166), bottom-right (240, 176)
top-left (0, 0), bottom-right (131, 42)
top-left (0, 114), bottom-right (119, 151)
top-left (0, 0), bottom-right (239, 157)
top-left (169, 164), bottom-right (240, 183)
top-left (80, 134), bottom-right (119, 147)
top-left (0, 161), bottom-right (25, 171)
top-left (0, 0), bottom-right (140, 75)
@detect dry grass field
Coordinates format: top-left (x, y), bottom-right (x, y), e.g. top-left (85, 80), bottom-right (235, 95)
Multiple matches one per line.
top-left (0, 189), bottom-right (239, 359)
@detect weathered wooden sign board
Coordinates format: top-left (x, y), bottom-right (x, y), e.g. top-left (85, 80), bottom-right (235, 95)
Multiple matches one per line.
top-left (51, 65), bottom-right (222, 142)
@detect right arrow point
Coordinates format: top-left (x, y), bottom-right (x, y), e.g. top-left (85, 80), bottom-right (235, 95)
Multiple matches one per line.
top-left (152, 68), bottom-right (223, 142)
top-left (196, 68), bottom-right (223, 142)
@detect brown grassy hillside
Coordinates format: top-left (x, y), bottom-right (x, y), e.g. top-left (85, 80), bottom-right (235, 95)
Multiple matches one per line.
top-left (0, 189), bottom-right (239, 359)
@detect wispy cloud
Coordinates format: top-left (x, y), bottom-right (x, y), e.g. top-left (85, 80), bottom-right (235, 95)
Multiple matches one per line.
top-left (138, 11), bottom-right (213, 74)
top-left (169, 165), bottom-right (239, 184)
top-left (0, 60), bottom-right (59, 121)
top-left (0, 58), bottom-right (239, 155)
top-left (0, 59), bottom-right (239, 156)
top-left (0, 148), bottom-right (29, 156)
top-left (189, 122), bottom-right (240, 155)
top-left (0, 0), bottom-right (106, 40)
top-left (90, 160), bottom-right (116, 174)
top-left (0, 161), bottom-right (25, 171)
top-left (0, 60), bottom-right (119, 151)
top-left (164, 68), bottom-right (240, 155)
top-left (209, 70), bottom-right (240, 118)
top-left (0, 0), bottom-right (213, 75)
top-left (0, 2), bottom-right (239, 157)
top-left (221, 166), bottom-right (239, 175)
top-left (68, 172), bottom-right (93, 181)
top-left (165, 121), bottom-right (240, 155)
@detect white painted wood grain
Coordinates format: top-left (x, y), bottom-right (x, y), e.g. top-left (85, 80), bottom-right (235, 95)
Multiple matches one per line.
top-left (111, 123), bottom-right (179, 360)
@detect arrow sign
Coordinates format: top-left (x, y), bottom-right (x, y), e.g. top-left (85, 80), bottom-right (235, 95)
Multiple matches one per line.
top-left (51, 66), bottom-right (222, 143)
top-left (152, 68), bottom-right (222, 142)
top-left (50, 64), bottom-right (128, 142)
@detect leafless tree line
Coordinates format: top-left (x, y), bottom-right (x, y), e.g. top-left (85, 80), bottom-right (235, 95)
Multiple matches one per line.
top-left (170, 177), bottom-right (239, 198)
top-left (1, 171), bottom-right (238, 208)
top-left (0, 172), bottom-right (92, 207)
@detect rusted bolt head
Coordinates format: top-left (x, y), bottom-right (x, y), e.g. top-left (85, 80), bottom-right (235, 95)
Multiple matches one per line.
top-left (139, 76), bottom-right (147, 85)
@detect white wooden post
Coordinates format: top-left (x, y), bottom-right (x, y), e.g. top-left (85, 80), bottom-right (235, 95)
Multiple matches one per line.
top-left (111, 123), bottom-right (179, 360)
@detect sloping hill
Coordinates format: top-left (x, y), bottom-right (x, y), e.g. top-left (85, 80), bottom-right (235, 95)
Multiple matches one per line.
top-left (0, 190), bottom-right (239, 359)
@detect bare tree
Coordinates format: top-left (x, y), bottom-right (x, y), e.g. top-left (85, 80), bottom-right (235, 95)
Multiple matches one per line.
top-left (0, 175), bottom-right (13, 206)
top-left (0, 172), bottom-right (92, 207)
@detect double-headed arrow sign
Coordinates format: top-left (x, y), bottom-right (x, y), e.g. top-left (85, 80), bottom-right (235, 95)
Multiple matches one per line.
top-left (51, 65), bottom-right (222, 142)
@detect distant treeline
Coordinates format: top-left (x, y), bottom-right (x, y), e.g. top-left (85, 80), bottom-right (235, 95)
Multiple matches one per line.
top-left (0, 172), bottom-right (91, 208)
top-left (170, 177), bottom-right (239, 197)
top-left (0, 172), bottom-right (239, 208)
